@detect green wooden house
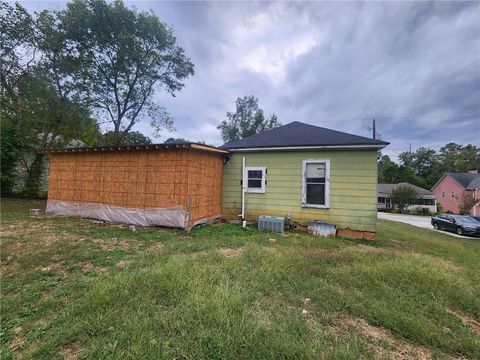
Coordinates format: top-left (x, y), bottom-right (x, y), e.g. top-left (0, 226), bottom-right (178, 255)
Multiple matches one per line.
top-left (221, 122), bottom-right (389, 239)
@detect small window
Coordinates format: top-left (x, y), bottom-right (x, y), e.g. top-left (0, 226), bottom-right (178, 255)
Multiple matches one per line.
top-left (451, 192), bottom-right (455, 198)
top-left (378, 197), bottom-right (385, 203)
top-left (442, 192), bottom-right (445, 198)
top-left (302, 160), bottom-right (330, 208)
top-left (244, 167), bottom-right (266, 193)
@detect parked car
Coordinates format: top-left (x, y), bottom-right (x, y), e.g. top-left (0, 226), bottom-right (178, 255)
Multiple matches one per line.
top-left (431, 214), bottom-right (480, 236)
top-left (471, 216), bottom-right (480, 223)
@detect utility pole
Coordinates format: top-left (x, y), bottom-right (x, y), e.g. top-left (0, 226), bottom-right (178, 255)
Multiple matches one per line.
top-left (372, 119), bottom-right (376, 139)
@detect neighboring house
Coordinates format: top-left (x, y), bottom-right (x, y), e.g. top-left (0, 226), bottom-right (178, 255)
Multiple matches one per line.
top-left (377, 183), bottom-right (436, 213)
top-left (432, 171), bottom-right (480, 215)
top-left (222, 121), bottom-right (389, 239)
top-left (13, 139), bottom-right (87, 194)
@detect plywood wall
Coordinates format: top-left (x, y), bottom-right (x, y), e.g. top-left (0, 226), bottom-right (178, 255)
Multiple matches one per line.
top-left (47, 148), bottom-right (224, 224)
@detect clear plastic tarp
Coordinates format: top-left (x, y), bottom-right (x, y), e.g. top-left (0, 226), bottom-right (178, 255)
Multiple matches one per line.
top-left (46, 200), bottom-right (188, 228)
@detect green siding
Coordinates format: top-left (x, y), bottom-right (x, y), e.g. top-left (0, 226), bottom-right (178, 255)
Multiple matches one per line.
top-left (222, 149), bottom-right (378, 232)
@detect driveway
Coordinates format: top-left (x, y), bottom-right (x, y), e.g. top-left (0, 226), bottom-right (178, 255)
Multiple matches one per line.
top-left (377, 212), bottom-right (472, 239)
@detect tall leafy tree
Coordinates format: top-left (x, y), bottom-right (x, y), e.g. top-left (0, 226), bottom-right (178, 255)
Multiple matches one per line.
top-left (0, 1), bottom-right (37, 193)
top-left (439, 143), bottom-right (480, 172)
top-left (378, 154), bottom-right (400, 183)
top-left (100, 131), bottom-right (152, 145)
top-left (378, 144), bottom-right (479, 190)
top-left (62, 0), bottom-right (194, 145)
top-left (217, 95), bottom-right (281, 143)
top-left (19, 73), bottom-right (98, 196)
top-left (0, 1), bottom-right (36, 104)
top-left (1, 2), bottom-right (98, 195)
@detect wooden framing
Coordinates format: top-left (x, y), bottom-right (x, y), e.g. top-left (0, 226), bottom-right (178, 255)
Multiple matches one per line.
top-left (46, 144), bottom-right (227, 227)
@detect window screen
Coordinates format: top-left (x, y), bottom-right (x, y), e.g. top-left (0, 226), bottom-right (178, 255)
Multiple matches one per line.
top-left (247, 170), bottom-right (263, 189)
top-left (305, 163), bottom-right (326, 205)
top-left (244, 167), bottom-right (266, 193)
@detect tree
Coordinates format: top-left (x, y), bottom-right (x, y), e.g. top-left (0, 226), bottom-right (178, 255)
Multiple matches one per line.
top-left (1, 1), bottom-right (37, 194)
top-left (0, 1), bottom-right (36, 104)
top-left (164, 137), bottom-right (188, 144)
top-left (100, 131), bottom-right (152, 145)
top-left (217, 95), bottom-right (281, 143)
top-left (62, 0), bottom-right (194, 145)
top-left (378, 154), bottom-right (400, 183)
top-left (456, 192), bottom-right (479, 215)
top-left (439, 143), bottom-right (480, 173)
top-left (390, 185), bottom-right (419, 212)
top-left (379, 144), bottom-right (479, 190)
top-left (16, 72), bottom-right (98, 196)
top-left (1, 2), bottom-right (99, 196)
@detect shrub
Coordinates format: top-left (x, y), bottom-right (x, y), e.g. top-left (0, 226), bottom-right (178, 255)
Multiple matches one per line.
top-left (391, 185), bottom-right (420, 212)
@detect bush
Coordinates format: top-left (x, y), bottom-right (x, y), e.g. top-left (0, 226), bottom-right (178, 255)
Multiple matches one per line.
top-left (436, 202), bottom-right (444, 213)
top-left (391, 185), bottom-right (420, 211)
top-left (410, 207), bottom-right (434, 217)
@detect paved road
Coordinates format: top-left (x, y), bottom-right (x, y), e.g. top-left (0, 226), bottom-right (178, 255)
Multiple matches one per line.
top-left (377, 212), bottom-right (472, 239)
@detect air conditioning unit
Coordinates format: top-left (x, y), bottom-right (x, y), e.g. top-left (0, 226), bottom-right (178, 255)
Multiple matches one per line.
top-left (258, 215), bottom-right (284, 233)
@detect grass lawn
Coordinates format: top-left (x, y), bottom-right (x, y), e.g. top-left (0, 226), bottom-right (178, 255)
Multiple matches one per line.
top-left (1, 198), bottom-right (479, 359)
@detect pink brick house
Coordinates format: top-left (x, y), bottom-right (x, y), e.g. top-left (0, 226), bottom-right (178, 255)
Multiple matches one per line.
top-left (432, 171), bottom-right (480, 216)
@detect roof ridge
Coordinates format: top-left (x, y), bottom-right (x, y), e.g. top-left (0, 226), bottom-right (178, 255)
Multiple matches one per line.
top-left (222, 121), bottom-right (389, 149)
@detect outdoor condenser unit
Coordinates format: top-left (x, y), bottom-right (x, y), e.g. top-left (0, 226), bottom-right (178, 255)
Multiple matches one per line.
top-left (258, 215), bottom-right (284, 233)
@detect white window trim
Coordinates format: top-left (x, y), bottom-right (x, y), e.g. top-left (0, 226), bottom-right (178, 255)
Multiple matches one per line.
top-left (244, 166), bottom-right (266, 193)
top-left (301, 159), bottom-right (330, 208)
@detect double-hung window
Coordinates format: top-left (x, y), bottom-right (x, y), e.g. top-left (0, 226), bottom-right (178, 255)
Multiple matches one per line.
top-left (302, 160), bottom-right (330, 208)
top-left (244, 167), bottom-right (266, 193)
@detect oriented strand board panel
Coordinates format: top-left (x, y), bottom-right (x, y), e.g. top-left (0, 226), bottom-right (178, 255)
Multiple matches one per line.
top-left (222, 150), bottom-right (378, 232)
top-left (47, 148), bottom-right (224, 227)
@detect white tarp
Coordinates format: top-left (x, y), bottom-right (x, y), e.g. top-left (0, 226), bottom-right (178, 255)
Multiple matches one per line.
top-left (46, 200), bottom-right (188, 228)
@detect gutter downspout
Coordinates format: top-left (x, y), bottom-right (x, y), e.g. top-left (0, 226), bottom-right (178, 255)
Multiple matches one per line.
top-left (240, 156), bottom-right (246, 227)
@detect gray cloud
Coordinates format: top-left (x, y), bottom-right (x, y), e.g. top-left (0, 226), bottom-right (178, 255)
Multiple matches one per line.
top-left (24, 1), bottom-right (480, 157)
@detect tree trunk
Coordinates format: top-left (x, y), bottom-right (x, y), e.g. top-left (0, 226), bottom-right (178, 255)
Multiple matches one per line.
top-left (24, 152), bottom-right (45, 198)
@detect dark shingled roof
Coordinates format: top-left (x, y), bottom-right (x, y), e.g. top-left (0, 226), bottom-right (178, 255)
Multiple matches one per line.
top-left (222, 121), bottom-right (389, 149)
top-left (448, 172), bottom-right (480, 190)
top-left (378, 183), bottom-right (434, 196)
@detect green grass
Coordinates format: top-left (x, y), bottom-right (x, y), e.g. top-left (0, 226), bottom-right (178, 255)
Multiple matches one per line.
top-left (1, 198), bottom-right (479, 359)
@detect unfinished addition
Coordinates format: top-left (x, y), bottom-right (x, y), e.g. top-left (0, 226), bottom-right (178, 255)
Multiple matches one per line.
top-left (42, 143), bottom-right (228, 229)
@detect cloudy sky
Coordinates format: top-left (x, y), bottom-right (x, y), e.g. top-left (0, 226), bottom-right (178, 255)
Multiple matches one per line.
top-left (25, 1), bottom-right (480, 159)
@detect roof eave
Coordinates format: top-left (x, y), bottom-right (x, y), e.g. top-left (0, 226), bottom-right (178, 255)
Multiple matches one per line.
top-left (39, 142), bottom-right (230, 155)
top-left (224, 144), bottom-right (388, 152)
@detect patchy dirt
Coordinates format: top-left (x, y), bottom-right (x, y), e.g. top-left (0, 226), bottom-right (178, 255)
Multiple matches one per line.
top-left (0, 219), bottom-right (152, 278)
top-left (115, 260), bottom-right (126, 269)
top-left (1, 221), bottom-right (56, 240)
top-left (9, 336), bottom-right (25, 352)
top-left (59, 343), bottom-right (82, 360)
top-left (39, 262), bottom-right (69, 277)
top-left (262, 246), bottom-right (278, 254)
top-left (148, 241), bottom-right (165, 252)
top-left (217, 247), bottom-right (245, 258)
top-left (12, 326), bottom-right (24, 335)
top-left (91, 237), bottom-right (141, 251)
top-left (80, 261), bottom-right (108, 274)
top-left (447, 308), bottom-right (480, 334)
top-left (334, 317), bottom-right (434, 359)
top-left (353, 244), bottom-right (388, 254)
